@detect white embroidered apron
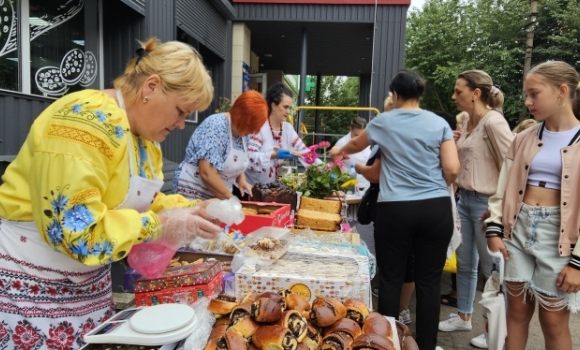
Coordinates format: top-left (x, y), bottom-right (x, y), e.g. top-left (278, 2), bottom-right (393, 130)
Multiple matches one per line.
top-left (176, 115), bottom-right (249, 200)
top-left (0, 90), bottom-right (163, 350)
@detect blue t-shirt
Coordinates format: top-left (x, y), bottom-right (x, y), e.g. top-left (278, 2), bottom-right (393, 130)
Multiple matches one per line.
top-left (172, 113), bottom-right (248, 193)
top-left (367, 109), bottom-right (453, 202)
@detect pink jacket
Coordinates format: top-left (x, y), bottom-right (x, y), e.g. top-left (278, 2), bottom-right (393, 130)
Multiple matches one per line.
top-left (485, 123), bottom-right (580, 269)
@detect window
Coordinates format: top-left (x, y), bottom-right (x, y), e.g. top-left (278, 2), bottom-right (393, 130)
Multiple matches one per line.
top-left (0, 0), bottom-right (20, 91)
top-left (30, 0), bottom-right (99, 96)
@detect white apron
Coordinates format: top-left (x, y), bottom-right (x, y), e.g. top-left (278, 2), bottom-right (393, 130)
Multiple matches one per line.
top-left (176, 115), bottom-right (249, 200)
top-left (0, 90), bottom-right (163, 350)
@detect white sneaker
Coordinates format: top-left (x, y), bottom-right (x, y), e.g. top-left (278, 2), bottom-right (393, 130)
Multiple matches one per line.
top-left (399, 309), bottom-right (412, 325)
top-left (470, 333), bottom-right (488, 348)
top-left (435, 347), bottom-right (445, 350)
top-left (438, 313), bottom-right (472, 332)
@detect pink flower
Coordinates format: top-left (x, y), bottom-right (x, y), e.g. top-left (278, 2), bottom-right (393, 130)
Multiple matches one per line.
top-left (319, 141), bottom-right (330, 148)
top-left (303, 152), bottom-right (318, 164)
top-left (309, 145), bottom-right (319, 151)
top-left (342, 151), bottom-right (350, 160)
top-left (326, 162), bottom-right (334, 170)
top-left (335, 159), bottom-right (344, 167)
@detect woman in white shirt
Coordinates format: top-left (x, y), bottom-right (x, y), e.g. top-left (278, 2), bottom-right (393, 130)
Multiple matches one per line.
top-left (335, 116), bottom-right (372, 191)
top-left (245, 83), bottom-right (308, 185)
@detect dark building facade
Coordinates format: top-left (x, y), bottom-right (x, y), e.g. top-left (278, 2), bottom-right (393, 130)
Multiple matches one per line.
top-left (0, 0), bottom-right (408, 176)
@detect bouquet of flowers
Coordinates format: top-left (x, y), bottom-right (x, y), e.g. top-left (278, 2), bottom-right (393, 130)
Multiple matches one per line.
top-left (295, 141), bottom-right (357, 199)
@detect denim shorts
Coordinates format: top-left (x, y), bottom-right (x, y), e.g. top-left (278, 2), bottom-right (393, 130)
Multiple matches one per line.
top-left (504, 203), bottom-right (580, 312)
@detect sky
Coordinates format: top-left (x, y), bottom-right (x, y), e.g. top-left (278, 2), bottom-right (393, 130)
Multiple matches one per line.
top-left (410, 0), bottom-right (427, 11)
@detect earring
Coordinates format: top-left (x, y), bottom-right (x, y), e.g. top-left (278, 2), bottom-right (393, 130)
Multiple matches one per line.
top-left (557, 97), bottom-right (565, 108)
top-left (142, 96), bottom-right (149, 103)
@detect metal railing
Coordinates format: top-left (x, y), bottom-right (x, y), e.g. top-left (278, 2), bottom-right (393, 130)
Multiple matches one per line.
top-left (294, 105), bottom-right (382, 142)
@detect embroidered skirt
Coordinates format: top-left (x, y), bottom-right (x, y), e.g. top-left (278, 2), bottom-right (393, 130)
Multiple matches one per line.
top-left (0, 219), bottom-right (114, 350)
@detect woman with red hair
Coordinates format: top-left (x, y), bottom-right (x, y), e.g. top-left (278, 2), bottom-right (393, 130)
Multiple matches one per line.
top-left (173, 90), bottom-right (268, 200)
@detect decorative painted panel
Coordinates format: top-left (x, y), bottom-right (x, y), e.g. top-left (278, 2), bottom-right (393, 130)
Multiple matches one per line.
top-left (29, 0), bottom-right (100, 97)
top-left (0, 0), bottom-right (19, 91)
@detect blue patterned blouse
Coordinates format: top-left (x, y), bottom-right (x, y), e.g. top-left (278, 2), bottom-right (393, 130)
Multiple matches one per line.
top-left (172, 113), bottom-right (249, 192)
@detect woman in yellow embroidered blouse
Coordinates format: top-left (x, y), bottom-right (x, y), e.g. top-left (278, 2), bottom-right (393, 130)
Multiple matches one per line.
top-left (0, 38), bottom-right (221, 349)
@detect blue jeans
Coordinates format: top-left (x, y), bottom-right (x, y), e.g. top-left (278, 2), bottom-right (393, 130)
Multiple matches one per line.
top-left (456, 189), bottom-right (494, 315)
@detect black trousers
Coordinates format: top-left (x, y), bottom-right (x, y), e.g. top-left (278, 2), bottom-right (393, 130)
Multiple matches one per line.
top-left (374, 197), bottom-right (453, 350)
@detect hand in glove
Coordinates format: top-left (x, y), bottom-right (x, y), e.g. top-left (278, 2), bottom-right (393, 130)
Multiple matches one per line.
top-left (276, 149), bottom-right (295, 160)
top-left (157, 207), bottom-right (222, 247)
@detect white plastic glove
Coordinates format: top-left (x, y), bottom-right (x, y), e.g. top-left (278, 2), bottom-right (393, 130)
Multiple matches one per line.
top-left (157, 207), bottom-right (222, 247)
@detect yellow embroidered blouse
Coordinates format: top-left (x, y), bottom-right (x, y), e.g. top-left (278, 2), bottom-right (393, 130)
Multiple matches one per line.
top-left (0, 90), bottom-right (198, 266)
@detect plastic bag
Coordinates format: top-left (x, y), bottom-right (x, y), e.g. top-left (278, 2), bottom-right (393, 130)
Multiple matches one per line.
top-left (127, 238), bottom-right (179, 279)
top-left (447, 185), bottom-right (462, 259)
top-left (182, 297), bottom-right (216, 350)
top-left (206, 197), bottom-right (245, 226)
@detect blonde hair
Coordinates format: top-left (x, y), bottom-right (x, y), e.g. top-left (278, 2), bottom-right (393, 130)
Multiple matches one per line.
top-left (458, 70), bottom-right (504, 110)
top-left (527, 61), bottom-right (580, 118)
top-left (455, 111), bottom-right (469, 130)
top-left (114, 38), bottom-right (214, 111)
top-left (384, 92), bottom-right (394, 112)
top-left (512, 119), bottom-right (537, 134)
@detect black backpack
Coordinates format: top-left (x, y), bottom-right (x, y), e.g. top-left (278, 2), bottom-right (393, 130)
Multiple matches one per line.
top-left (357, 147), bottom-right (380, 225)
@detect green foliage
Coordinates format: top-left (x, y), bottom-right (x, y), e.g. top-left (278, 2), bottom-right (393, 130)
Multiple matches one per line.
top-left (297, 162), bottom-right (355, 199)
top-left (405, 0), bottom-right (580, 126)
top-left (532, 0), bottom-right (580, 70)
top-left (302, 76), bottom-right (360, 145)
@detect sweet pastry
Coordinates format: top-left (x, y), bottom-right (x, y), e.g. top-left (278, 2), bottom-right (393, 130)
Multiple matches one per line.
top-left (284, 291), bottom-right (311, 319)
top-left (275, 310), bottom-right (308, 342)
top-left (214, 317), bottom-right (231, 327)
top-left (228, 303), bottom-right (260, 339)
top-left (323, 318), bottom-right (362, 341)
top-left (247, 239), bottom-right (288, 261)
top-left (296, 209), bottom-right (341, 232)
top-left (251, 325), bottom-right (298, 350)
top-left (304, 321), bottom-right (321, 348)
top-left (208, 325), bottom-right (228, 341)
top-left (252, 182), bottom-right (298, 212)
top-left (242, 292), bottom-right (259, 304)
top-left (251, 296), bottom-right (283, 322)
top-left (299, 196), bottom-right (341, 214)
top-left (362, 314), bottom-right (393, 339)
top-left (351, 333), bottom-right (395, 350)
top-left (309, 297), bottom-right (347, 327)
top-left (216, 331), bottom-right (248, 350)
top-left (258, 291), bottom-right (287, 310)
top-left (205, 331), bottom-right (248, 350)
top-left (395, 320), bottom-right (411, 338)
top-left (208, 295), bottom-right (239, 318)
top-left (344, 299), bottom-right (370, 326)
top-left (296, 343), bottom-right (309, 350)
top-left (320, 333), bottom-right (352, 350)
top-left (242, 207), bottom-right (258, 215)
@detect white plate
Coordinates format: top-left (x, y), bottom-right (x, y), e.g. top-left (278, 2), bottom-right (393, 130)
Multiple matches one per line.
top-left (130, 304), bottom-right (195, 334)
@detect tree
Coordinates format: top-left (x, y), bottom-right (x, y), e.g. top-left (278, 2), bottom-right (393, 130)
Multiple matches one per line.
top-left (406, 0), bottom-right (580, 126)
top-left (406, 0), bottom-right (528, 125)
top-left (301, 76), bottom-right (360, 145)
top-left (532, 0), bottom-right (580, 71)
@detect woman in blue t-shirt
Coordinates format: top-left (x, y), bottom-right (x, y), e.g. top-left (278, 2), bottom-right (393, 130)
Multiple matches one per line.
top-left (330, 70), bottom-right (460, 350)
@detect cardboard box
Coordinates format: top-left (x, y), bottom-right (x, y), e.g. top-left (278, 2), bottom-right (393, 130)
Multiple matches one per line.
top-left (133, 260), bottom-right (221, 293)
top-left (230, 201), bottom-right (291, 234)
top-left (134, 272), bottom-right (223, 307)
top-left (235, 253), bottom-right (371, 308)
